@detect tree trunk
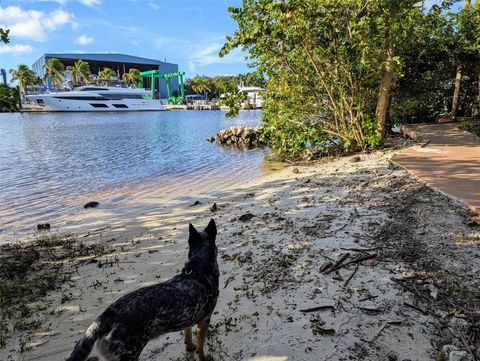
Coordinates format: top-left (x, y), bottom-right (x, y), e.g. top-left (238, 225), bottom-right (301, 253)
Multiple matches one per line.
top-left (375, 39), bottom-right (394, 140)
top-left (450, 0), bottom-right (470, 118)
top-left (451, 63), bottom-right (462, 118)
top-left (477, 62), bottom-right (480, 114)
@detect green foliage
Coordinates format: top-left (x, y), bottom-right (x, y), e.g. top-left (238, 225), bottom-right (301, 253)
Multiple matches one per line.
top-left (221, 0), bottom-right (479, 159)
top-left (9, 65), bottom-right (36, 95)
top-left (459, 119), bottom-right (480, 137)
top-left (122, 68), bottom-right (141, 87)
top-left (188, 76), bottom-right (212, 98)
top-left (66, 60), bottom-right (92, 86)
top-left (185, 72), bottom-right (266, 100)
top-left (392, 2), bottom-right (480, 122)
top-left (0, 28), bottom-right (9, 44)
top-left (0, 85), bottom-right (20, 112)
top-left (222, 0), bottom-right (420, 159)
top-left (97, 67), bottom-right (117, 85)
top-left (42, 58), bottom-right (65, 90)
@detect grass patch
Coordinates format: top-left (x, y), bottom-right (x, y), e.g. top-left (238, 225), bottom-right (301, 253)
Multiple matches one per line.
top-left (0, 234), bottom-right (109, 349)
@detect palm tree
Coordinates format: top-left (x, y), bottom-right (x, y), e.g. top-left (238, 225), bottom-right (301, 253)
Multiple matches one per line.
top-left (97, 67), bottom-right (117, 85)
top-left (66, 60), bottom-right (91, 86)
top-left (122, 68), bottom-right (141, 87)
top-left (9, 64), bottom-right (36, 95)
top-left (190, 76), bottom-right (211, 101)
top-left (42, 58), bottom-right (65, 90)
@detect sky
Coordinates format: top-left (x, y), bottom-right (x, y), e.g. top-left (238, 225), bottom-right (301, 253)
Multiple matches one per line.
top-left (0, 0), bottom-right (469, 80)
top-left (0, 0), bottom-right (250, 78)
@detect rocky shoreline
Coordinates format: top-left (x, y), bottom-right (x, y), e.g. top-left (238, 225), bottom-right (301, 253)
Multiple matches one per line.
top-left (208, 126), bottom-right (265, 149)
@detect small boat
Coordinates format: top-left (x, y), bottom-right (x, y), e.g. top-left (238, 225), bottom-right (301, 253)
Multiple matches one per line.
top-left (26, 86), bottom-right (165, 112)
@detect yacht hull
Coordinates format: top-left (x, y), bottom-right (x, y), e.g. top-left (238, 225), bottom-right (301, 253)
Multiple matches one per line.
top-left (26, 94), bottom-right (165, 112)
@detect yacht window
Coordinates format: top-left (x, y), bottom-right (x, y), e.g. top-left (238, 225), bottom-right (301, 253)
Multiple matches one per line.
top-left (80, 87), bottom-right (108, 91)
top-left (102, 93), bottom-right (143, 100)
top-left (90, 103), bottom-right (109, 108)
top-left (112, 104), bottom-right (128, 108)
top-left (54, 96), bottom-right (106, 101)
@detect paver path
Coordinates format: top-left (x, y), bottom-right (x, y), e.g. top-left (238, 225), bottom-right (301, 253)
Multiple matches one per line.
top-left (391, 122), bottom-right (480, 214)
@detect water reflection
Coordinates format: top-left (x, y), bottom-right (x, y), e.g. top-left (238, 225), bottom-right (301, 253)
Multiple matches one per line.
top-left (0, 110), bottom-right (270, 240)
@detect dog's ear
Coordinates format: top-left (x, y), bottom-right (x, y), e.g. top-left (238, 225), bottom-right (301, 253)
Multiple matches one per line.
top-left (205, 219), bottom-right (217, 242)
top-left (188, 223), bottom-right (201, 247)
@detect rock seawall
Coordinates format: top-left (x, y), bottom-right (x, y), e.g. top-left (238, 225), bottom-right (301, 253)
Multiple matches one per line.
top-left (208, 126), bottom-right (265, 149)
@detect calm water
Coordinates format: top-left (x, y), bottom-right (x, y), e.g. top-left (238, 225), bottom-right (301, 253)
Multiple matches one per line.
top-left (0, 110), bottom-right (268, 240)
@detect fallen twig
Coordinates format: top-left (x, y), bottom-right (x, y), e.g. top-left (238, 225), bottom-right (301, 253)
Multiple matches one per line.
top-left (323, 252), bottom-right (350, 274)
top-left (391, 278), bottom-right (428, 301)
top-left (327, 253), bottom-right (377, 274)
top-left (223, 274), bottom-right (235, 289)
top-left (340, 247), bottom-right (380, 252)
top-left (299, 305), bottom-right (335, 313)
top-left (343, 264), bottom-right (359, 287)
top-left (403, 301), bottom-right (428, 315)
top-left (459, 330), bottom-right (477, 361)
top-left (367, 321), bottom-right (402, 343)
top-left (420, 139), bottom-right (431, 148)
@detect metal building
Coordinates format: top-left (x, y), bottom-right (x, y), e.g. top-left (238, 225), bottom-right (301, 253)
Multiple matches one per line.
top-left (32, 53), bottom-right (179, 98)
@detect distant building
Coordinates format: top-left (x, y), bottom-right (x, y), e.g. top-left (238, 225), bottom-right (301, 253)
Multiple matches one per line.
top-left (238, 86), bottom-right (265, 108)
top-left (32, 53), bottom-right (178, 98)
top-left (0, 69), bottom-right (7, 85)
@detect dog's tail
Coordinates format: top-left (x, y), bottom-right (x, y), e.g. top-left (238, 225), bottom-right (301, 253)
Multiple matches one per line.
top-left (65, 320), bottom-right (103, 361)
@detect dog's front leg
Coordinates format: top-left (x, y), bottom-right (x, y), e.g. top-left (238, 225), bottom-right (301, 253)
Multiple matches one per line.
top-left (196, 317), bottom-right (212, 361)
top-left (184, 326), bottom-right (196, 351)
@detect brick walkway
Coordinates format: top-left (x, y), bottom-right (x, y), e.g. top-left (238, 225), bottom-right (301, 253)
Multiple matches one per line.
top-left (391, 123), bottom-right (480, 214)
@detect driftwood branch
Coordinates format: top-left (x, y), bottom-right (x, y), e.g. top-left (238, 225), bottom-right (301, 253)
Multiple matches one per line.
top-left (299, 305), bottom-right (335, 313)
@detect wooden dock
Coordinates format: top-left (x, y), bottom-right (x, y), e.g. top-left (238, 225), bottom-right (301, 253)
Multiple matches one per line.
top-left (187, 104), bottom-right (220, 110)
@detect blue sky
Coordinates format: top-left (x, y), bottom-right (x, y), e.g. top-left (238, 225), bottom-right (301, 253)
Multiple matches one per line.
top-left (0, 0), bottom-right (469, 80)
top-left (0, 0), bottom-right (250, 78)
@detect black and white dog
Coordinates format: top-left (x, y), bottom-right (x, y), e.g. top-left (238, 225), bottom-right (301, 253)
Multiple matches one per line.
top-left (66, 219), bottom-right (219, 361)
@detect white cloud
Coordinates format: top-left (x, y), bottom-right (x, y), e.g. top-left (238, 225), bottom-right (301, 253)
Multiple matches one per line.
top-left (148, 1), bottom-right (160, 10)
top-left (79, 0), bottom-right (101, 7)
top-left (0, 44), bottom-right (34, 55)
top-left (76, 35), bottom-right (93, 45)
top-left (188, 39), bottom-right (245, 71)
top-left (0, 6), bottom-right (74, 41)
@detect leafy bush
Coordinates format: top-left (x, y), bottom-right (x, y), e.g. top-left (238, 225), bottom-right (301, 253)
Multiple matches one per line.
top-left (459, 119), bottom-right (480, 137)
top-left (0, 85), bottom-right (20, 112)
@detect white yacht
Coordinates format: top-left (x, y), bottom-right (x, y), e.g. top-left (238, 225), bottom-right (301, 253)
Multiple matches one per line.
top-left (26, 86), bottom-right (165, 112)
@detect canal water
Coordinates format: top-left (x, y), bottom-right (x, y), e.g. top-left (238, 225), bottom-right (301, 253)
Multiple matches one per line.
top-left (0, 110), bottom-right (271, 241)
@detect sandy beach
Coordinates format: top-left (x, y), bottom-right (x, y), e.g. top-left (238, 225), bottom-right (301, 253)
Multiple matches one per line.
top-left (1, 148), bottom-right (479, 361)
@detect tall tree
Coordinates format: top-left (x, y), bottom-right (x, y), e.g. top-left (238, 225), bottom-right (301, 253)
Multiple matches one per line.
top-left (42, 58), bottom-right (65, 91)
top-left (374, 1), bottom-right (417, 139)
top-left (66, 60), bottom-right (91, 86)
top-left (122, 68), bottom-right (141, 87)
top-left (9, 65), bottom-right (36, 95)
top-left (451, 0), bottom-right (475, 117)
